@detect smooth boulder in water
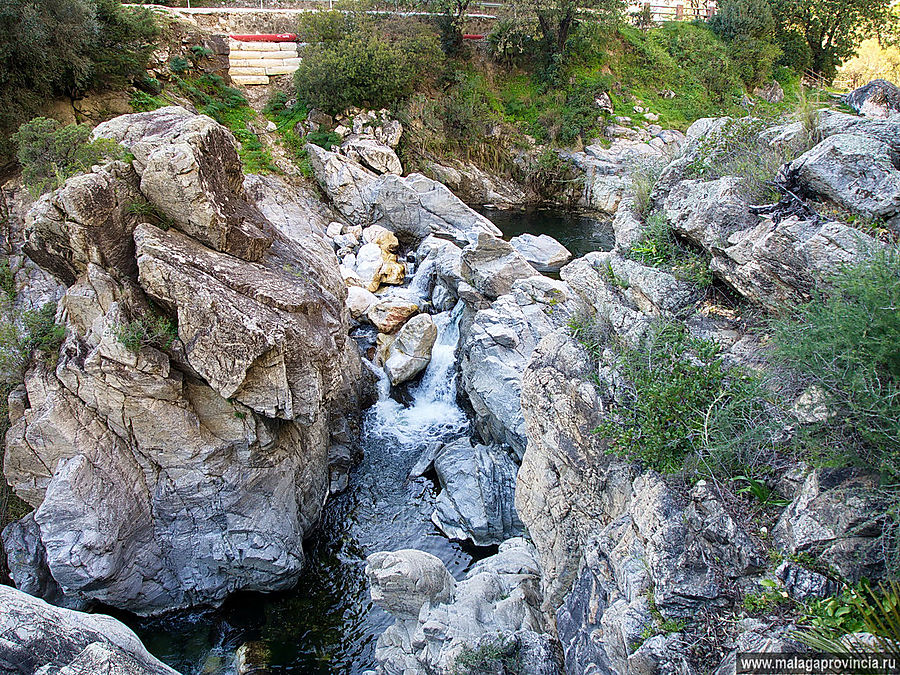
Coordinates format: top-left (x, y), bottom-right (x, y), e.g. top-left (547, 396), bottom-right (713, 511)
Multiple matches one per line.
top-left (416, 437), bottom-right (523, 547)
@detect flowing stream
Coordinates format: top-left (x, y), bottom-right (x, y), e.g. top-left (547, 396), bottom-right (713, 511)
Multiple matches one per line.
top-left (133, 305), bottom-right (479, 675)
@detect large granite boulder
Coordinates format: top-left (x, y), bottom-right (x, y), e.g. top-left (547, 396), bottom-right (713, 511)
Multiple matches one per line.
top-left (305, 142), bottom-right (377, 224)
top-left (93, 106), bottom-right (273, 262)
top-left (846, 78), bottom-right (900, 118)
top-left (510, 233), bottom-right (572, 273)
top-left (365, 173), bottom-right (502, 246)
top-left (415, 437), bottom-right (523, 546)
top-left (459, 276), bottom-right (573, 457)
top-left (340, 135), bottom-right (403, 175)
top-left (23, 161), bottom-right (143, 284)
top-left (788, 133), bottom-right (900, 229)
top-left (460, 233), bottom-right (537, 300)
top-left (384, 312), bottom-right (437, 385)
top-left (368, 539), bottom-right (560, 675)
top-left (0, 584), bottom-right (178, 675)
top-left (663, 177), bottom-right (756, 252)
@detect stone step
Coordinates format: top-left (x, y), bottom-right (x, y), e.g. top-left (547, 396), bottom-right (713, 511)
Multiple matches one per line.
top-left (229, 58), bottom-right (277, 69)
top-left (229, 49), bottom-right (298, 60)
top-left (265, 64), bottom-right (299, 75)
top-left (229, 66), bottom-right (267, 76)
top-left (228, 41), bottom-right (280, 52)
top-left (230, 74), bottom-right (269, 86)
top-left (282, 57), bottom-right (302, 66)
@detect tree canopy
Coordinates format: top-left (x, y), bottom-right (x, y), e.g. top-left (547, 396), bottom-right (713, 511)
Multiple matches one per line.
top-left (769, 0), bottom-right (895, 81)
top-left (0, 0), bottom-right (158, 161)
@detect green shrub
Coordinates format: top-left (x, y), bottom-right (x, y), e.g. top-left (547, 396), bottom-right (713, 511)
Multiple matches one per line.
top-left (13, 117), bottom-right (126, 196)
top-left (773, 247), bottom-right (900, 478)
top-left (113, 314), bottom-right (177, 353)
top-left (129, 90), bottom-right (167, 113)
top-left (0, 302), bottom-right (66, 378)
top-left (0, 260), bottom-right (15, 303)
top-left (294, 16), bottom-right (442, 114)
top-left (709, 0), bottom-right (782, 87)
top-left (594, 321), bottom-right (781, 476)
top-left (627, 212), bottom-right (712, 288)
top-left (0, 0), bottom-right (158, 161)
top-left (454, 635), bottom-right (522, 675)
top-left (21, 303), bottom-right (65, 359)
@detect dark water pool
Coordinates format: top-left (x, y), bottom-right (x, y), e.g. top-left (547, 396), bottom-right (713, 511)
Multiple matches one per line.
top-left (477, 206), bottom-right (615, 259)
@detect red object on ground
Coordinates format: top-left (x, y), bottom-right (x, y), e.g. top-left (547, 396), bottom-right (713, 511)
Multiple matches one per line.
top-left (230, 34), bottom-right (297, 42)
top-left (462, 34), bottom-right (484, 40)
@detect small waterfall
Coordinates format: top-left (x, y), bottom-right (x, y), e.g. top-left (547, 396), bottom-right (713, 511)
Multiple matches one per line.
top-left (367, 303), bottom-right (469, 447)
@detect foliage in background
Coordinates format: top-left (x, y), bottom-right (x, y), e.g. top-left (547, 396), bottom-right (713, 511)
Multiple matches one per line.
top-left (710, 0), bottom-right (782, 88)
top-left (773, 247), bottom-right (900, 479)
top-left (627, 212), bottom-right (712, 288)
top-left (0, 0), bottom-right (158, 161)
top-left (294, 11), bottom-right (443, 114)
top-left (13, 117), bottom-right (126, 196)
top-left (175, 73), bottom-right (277, 174)
top-left (453, 635), bottom-right (523, 675)
top-left (769, 0), bottom-right (895, 82)
top-left (836, 37), bottom-right (900, 89)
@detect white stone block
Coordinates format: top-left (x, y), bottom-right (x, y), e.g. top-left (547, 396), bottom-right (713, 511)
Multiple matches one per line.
top-left (278, 42), bottom-right (299, 51)
top-left (265, 65), bottom-right (299, 75)
top-left (228, 58), bottom-right (270, 68)
top-left (231, 75), bottom-right (269, 85)
top-left (229, 66), bottom-right (267, 76)
top-left (258, 50), bottom-right (299, 59)
top-left (229, 41), bottom-right (279, 52)
top-left (282, 57), bottom-right (302, 66)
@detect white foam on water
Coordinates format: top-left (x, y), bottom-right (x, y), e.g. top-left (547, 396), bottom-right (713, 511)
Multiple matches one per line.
top-left (366, 302), bottom-right (469, 447)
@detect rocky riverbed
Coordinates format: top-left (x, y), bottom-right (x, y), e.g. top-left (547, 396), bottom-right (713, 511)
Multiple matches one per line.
top-left (2, 78), bottom-right (898, 675)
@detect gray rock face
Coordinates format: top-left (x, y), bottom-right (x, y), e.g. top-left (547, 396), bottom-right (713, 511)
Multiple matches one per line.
top-left (510, 233), bottom-right (572, 272)
top-left (460, 233), bottom-right (537, 300)
top-left (94, 106), bottom-right (273, 262)
top-left (0, 584), bottom-right (178, 674)
top-left (420, 437), bottom-right (523, 546)
top-left (384, 312), bottom-right (437, 385)
top-left (368, 539), bottom-right (558, 675)
top-left (664, 177), bottom-right (756, 251)
top-left (709, 216), bottom-right (882, 309)
top-left (789, 133), bottom-right (900, 228)
top-left (459, 277), bottom-right (572, 457)
top-left (4, 109), bottom-right (364, 616)
top-left (561, 251), bottom-right (698, 343)
top-left (516, 330), bottom-right (636, 616)
top-left (556, 475), bottom-right (762, 674)
top-left (846, 78), bottom-right (900, 118)
top-left (340, 135), bottom-right (403, 175)
top-left (365, 173), bottom-right (502, 246)
top-left (773, 468), bottom-right (889, 582)
top-left (306, 142), bottom-right (377, 224)
top-left (23, 161), bottom-right (143, 285)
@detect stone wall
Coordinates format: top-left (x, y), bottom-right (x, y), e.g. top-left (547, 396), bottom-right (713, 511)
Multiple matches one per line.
top-left (228, 38), bottom-right (300, 85)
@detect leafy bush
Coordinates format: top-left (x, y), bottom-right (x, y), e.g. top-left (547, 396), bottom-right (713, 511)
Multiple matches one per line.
top-left (454, 635), bottom-right (522, 675)
top-left (595, 323), bottom-right (767, 474)
top-left (0, 0), bottom-right (158, 161)
top-left (0, 260), bottom-right (15, 303)
top-left (113, 314), bottom-right (177, 353)
top-left (684, 117), bottom-right (808, 204)
top-left (294, 13), bottom-right (442, 115)
top-left (627, 212), bottom-right (712, 288)
top-left (129, 90), bottom-right (167, 113)
top-left (12, 117), bottom-right (126, 196)
top-left (773, 247), bottom-right (900, 478)
top-left (175, 74), bottom-right (277, 174)
top-left (796, 580), bottom-right (900, 655)
top-left (0, 302), bottom-right (65, 379)
top-left (709, 0), bottom-right (782, 87)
